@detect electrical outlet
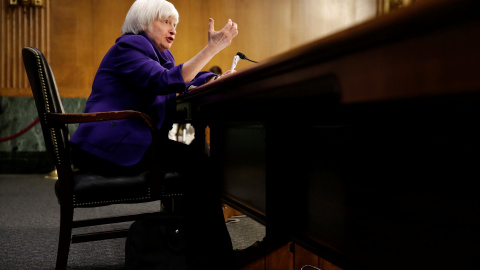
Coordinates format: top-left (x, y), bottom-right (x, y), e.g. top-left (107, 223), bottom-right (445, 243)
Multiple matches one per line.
top-left (32, 0), bottom-right (43, 7)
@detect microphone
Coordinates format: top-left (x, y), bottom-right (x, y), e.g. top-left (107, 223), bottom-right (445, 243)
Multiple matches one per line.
top-left (237, 52), bottom-right (258, 63)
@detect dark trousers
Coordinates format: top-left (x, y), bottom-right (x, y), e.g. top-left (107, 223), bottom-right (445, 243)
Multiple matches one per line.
top-left (71, 138), bottom-right (235, 269)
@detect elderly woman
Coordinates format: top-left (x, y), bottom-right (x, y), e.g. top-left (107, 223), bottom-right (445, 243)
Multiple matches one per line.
top-left (70, 0), bottom-right (238, 268)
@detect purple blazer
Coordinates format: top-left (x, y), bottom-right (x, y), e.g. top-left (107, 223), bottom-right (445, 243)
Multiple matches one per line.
top-left (70, 32), bottom-right (214, 166)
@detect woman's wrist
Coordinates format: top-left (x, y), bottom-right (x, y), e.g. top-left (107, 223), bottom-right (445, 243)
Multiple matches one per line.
top-left (205, 42), bottom-right (223, 56)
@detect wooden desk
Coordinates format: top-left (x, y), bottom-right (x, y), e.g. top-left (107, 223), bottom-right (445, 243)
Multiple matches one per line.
top-left (177, 0), bottom-right (480, 269)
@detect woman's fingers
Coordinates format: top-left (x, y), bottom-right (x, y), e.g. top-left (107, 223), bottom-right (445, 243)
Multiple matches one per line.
top-left (208, 18), bottom-right (215, 34)
top-left (208, 18), bottom-right (238, 50)
top-left (223, 69), bottom-right (236, 76)
top-left (231, 22), bottom-right (238, 37)
top-left (219, 19), bottom-right (237, 36)
top-left (221, 19), bottom-right (232, 31)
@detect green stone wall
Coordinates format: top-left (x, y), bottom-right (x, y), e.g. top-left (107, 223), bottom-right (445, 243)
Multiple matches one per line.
top-left (0, 96), bottom-right (86, 173)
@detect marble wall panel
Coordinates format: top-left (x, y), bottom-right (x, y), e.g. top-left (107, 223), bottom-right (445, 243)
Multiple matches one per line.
top-left (0, 96), bottom-right (86, 152)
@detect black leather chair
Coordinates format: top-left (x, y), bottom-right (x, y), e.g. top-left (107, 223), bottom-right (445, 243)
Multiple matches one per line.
top-left (22, 47), bottom-right (184, 270)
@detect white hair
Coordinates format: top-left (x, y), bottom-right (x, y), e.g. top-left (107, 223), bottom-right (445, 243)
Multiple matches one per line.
top-left (121, 0), bottom-right (179, 35)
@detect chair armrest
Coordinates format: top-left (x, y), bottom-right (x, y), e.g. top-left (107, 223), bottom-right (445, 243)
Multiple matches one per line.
top-left (46, 110), bottom-right (155, 133)
top-left (48, 110), bottom-right (162, 176)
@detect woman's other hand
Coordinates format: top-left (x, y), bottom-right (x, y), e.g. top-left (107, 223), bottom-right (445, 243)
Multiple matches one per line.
top-left (221, 69), bottom-right (236, 76)
top-left (206, 69), bottom-right (236, 83)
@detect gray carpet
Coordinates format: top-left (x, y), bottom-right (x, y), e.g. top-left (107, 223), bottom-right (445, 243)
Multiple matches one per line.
top-left (0, 174), bottom-right (265, 270)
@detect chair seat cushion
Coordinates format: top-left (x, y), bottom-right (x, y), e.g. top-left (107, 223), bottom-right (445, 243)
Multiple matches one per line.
top-left (55, 171), bottom-right (184, 208)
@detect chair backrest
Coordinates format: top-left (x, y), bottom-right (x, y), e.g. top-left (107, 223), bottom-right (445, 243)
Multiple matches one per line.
top-left (22, 47), bottom-right (71, 169)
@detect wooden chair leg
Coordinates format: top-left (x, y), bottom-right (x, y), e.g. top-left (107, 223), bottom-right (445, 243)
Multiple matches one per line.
top-left (56, 205), bottom-right (74, 270)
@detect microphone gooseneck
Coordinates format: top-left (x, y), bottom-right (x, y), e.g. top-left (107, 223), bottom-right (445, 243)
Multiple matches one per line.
top-left (237, 52), bottom-right (258, 63)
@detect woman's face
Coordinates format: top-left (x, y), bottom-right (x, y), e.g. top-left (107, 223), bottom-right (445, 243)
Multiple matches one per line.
top-left (146, 16), bottom-right (177, 52)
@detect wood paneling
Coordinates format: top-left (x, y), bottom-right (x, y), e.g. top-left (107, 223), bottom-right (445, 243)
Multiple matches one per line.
top-left (294, 244), bottom-right (319, 270)
top-left (170, 0), bottom-right (376, 74)
top-left (1, 0), bottom-right (50, 96)
top-left (266, 242), bottom-right (294, 270)
top-left (222, 202), bottom-right (243, 222)
top-left (49, 0), bottom-right (134, 98)
top-left (1, 0), bottom-right (376, 97)
top-left (294, 243), bottom-right (342, 270)
top-left (236, 242), bottom-right (342, 270)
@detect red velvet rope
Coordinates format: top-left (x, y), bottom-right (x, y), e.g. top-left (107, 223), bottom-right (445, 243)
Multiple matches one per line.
top-left (0, 117), bottom-right (40, 142)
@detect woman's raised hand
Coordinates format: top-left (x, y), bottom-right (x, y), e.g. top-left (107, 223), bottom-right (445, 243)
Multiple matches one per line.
top-left (181, 18), bottom-right (238, 82)
top-left (208, 18), bottom-right (238, 53)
